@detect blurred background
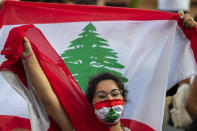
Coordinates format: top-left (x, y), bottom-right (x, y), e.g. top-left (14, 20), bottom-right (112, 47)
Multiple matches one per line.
top-left (20, 0), bottom-right (197, 17)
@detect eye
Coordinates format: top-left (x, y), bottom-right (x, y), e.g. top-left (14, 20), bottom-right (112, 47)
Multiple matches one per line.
top-left (111, 93), bottom-right (120, 97)
top-left (110, 89), bottom-right (122, 98)
top-left (97, 95), bottom-right (106, 99)
top-left (95, 91), bottom-right (107, 99)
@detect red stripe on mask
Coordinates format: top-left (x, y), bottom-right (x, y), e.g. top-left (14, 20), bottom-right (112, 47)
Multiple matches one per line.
top-left (94, 99), bottom-right (124, 109)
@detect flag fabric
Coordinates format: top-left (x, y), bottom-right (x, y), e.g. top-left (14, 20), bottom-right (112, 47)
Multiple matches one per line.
top-left (1, 24), bottom-right (109, 131)
top-left (0, 1), bottom-right (197, 131)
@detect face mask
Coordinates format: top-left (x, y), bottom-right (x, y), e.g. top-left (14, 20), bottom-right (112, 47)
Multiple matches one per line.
top-left (94, 99), bottom-right (124, 126)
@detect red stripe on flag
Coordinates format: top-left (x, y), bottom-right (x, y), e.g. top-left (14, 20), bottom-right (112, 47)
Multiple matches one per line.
top-left (0, 1), bottom-right (178, 28)
top-left (0, 115), bottom-right (31, 131)
top-left (121, 119), bottom-right (155, 131)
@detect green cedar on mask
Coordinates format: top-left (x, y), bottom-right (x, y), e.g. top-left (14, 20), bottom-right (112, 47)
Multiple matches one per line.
top-left (94, 99), bottom-right (124, 126)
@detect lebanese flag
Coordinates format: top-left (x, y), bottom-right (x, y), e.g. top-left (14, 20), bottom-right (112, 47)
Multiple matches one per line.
top-left (0, 1), bottom-right (197, 131)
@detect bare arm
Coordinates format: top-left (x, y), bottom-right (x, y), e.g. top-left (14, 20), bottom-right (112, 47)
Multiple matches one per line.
top-left (21, 37), bottom-right (74, 131)
top-left (185, 77), bottom-right (197, 120)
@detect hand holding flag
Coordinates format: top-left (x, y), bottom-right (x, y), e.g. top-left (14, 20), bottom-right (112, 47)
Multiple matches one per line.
top-left (178, 10), bottom-right (197, 29)
top-left (21, 36), bottom-right (75, 131)
top-left (21, 37), bottom-right (33, 58)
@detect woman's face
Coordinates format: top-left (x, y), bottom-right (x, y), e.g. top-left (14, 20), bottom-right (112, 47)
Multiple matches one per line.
top-left (92, 80), bottom-right (123, 104)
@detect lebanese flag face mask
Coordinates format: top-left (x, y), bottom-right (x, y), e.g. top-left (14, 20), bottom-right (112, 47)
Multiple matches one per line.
top-left (94, 99), bottom-right (124, 126)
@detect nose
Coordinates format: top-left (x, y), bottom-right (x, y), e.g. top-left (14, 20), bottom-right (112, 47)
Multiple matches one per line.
top-left (106, 94), bottom-right (113, 100)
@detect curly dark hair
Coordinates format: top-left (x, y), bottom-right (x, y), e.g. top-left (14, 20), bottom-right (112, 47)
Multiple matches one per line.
top-left (85, 72), bottom-right (128, 104)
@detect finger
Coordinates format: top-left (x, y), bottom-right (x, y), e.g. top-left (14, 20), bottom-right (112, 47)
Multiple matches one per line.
top-left (184, 21), bottom-right (189, 29)
top-left (187, 21), bottom-right (194, 29)
top-left (23, 37), bottom-right (31, 45)
top-left (22, 37), bottom-right (33, 56)
top-left (183, 15), bottom-right (197, 29)
top-left (190, 22), bottom-right (197, 29)
top-left (182, 14), bottom-right (191, 26)
top-left (23, 37), bottom-right (32, 50)
top-left (24, 37), bottom-right (29, 42)
top-left (183, 19), bottom-right (192, 29)
top-left (194, 21), bottom-right (197, 28)
top-left (189, 19), bottom-right (197, 29)
top-left (178, 10), bottom-right (184, 19)
top-left (186, 19), bottom-right (197, 29)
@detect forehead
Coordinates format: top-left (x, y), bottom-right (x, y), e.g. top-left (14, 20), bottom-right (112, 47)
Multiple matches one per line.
top-left (95, 80), bottom-right (119, 92)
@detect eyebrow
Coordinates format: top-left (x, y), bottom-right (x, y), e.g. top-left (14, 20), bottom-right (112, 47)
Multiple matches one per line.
top-left (95, 91), bottom-right (106, 93)
top-left (95, 89), bottom-right (119, 93)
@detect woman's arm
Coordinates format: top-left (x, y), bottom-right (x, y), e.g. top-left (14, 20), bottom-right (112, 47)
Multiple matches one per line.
top-left (21, 37), bottom-right (74, 131)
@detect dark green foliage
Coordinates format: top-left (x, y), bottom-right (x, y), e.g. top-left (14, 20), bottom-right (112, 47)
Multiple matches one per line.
top-left (103, 108), bottom-right (120, 123)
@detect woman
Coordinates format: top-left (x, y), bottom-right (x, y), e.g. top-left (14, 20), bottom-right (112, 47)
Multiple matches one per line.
top-left (85, 72), bottom-right (128, 130)
top-left (22, 37), bottom-right (127, 130)
top-left (21, 10), bottom-right (197, 131)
